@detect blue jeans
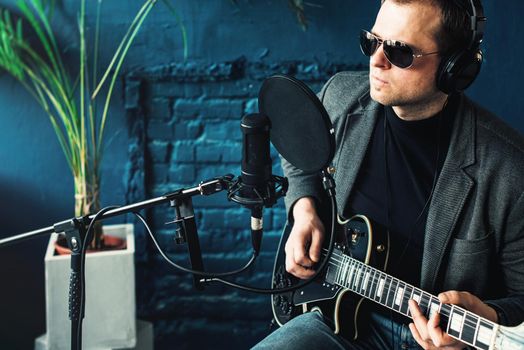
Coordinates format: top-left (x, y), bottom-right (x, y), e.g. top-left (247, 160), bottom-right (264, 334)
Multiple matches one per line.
top-left (252, 310), bottom-right (421, 350)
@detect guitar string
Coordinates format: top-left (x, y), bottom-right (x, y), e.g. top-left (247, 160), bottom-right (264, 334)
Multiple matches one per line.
top-left (321, 258), bottom-right (484, 336)
top-left (320, 248), bottom-right (491, 333)
top-left (322, 249), bottom-right (481, 329)
top-left (322, 261), bottom-right (489, 338)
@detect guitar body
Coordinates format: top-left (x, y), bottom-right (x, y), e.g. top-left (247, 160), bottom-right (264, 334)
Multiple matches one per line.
top-left (271, 214), bottom-right (390, 340)
top-left (271, 214), bottom-right (524, 350)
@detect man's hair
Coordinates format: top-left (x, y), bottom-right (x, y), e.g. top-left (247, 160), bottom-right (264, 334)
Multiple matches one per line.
top-left (381, 0), bottom-right (472, 55)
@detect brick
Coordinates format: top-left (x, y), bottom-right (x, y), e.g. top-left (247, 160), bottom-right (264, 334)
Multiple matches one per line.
top-left (147, 97), bottom-right (171, 120)
top-left (224, 208), bottom-right (249, 230)
top-left (204, 120), bottom-right (242, 142)
top-left (195, 144), bottom-right (221, 162)
top-left (148, 81), bottom-right (185, 97)
top-left (173, 142), bottom-right (195, 162)
top-left (151, 163), bottom-right (169, 183)
top-left (201, 80), bottom-right (256, 98)
top-left (174, 120), bottom-right (203, 140)
top-left (174, 98), bottom-right (243, 121)
top-left (173, 98), bottom-right (202, 119)
top-left (200, 209), bottom-right (225, 229)
top-left (147, 141), bottom-right (170, 163)
top-left (169, 164), bottom-right (196, 184)
top-left (244, 98), bottom-right (258, 114)
top-left (202, 99), bottom-right (243, 120)
top-left (247, 61), bottom-right (296, 80)
top-left (220, 143), bottom-right (242, 163)
top-left (147, 119), bottom-right (173, 140)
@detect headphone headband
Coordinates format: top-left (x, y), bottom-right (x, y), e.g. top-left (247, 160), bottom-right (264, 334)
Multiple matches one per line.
top-left (466, 0), bottom-right (486, 50)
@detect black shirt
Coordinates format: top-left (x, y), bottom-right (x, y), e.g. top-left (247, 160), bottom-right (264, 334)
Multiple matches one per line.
top-left (346, 96), bottom-right (456, 287)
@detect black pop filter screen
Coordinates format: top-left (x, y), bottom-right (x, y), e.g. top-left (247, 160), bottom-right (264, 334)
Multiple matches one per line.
top-left (259, 75), bottom-right (335, 173)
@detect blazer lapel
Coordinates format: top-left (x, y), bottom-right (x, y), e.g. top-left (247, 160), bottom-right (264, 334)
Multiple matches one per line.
top-left (334, 92), bottom-right (380, 216)
top-left (420, 96), bottom-right (477, 292)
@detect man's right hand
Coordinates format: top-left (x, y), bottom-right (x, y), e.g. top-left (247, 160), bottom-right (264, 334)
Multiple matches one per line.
top-left (284, 197), bottom-right (325, 279)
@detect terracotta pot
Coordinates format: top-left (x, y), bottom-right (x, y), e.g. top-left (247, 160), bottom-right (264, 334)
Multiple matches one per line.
top-left (54, 234), bottom-right (127, 255)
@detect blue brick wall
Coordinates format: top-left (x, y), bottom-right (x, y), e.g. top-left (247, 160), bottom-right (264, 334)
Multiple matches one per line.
top-left (125, 59), bottom-right (362, 349)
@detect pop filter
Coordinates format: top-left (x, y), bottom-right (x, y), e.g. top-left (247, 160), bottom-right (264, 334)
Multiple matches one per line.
top-left (258, 75), bottom-right (335, 173)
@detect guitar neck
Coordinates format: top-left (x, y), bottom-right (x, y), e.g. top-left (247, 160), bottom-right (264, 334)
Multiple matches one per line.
top-left (326, 251), bottom-right (498, 350)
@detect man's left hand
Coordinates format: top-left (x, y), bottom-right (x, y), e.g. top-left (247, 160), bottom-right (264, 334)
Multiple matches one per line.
top-left (408, 290), bottom-right (498, 349)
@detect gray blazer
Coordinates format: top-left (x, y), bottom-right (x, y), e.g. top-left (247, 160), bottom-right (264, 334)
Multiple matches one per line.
top-left (281, 71), bottom-right (524, 326)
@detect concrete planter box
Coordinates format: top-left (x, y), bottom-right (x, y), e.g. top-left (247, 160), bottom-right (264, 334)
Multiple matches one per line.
top-left (37, 224), bottom-right (136, 350)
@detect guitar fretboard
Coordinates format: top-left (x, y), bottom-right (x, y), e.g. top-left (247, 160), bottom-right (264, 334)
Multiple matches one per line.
top-left (325, 249), bottom-right (498, 350)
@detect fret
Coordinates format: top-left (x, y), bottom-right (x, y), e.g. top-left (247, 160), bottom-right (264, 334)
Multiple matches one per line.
top-left (376, 274), bottom-right (386, 303)
top-left (394, 283), bottom-right (405, 311)
top-left (439, 303), bottom-right (452, 330)
top-left (369, 269), bottom-right (379, 300)
top-left (386, 278), bottom-right (399, 308)
top-left (461, 311), bottom-right (478, 345)
top-left (409, 289), bottom-right (422, 317)
top-left (418, 292), bottom-right (431, 317)
top-left (334, 255), bottom-right (342, 285)
top-left (347, 260), bottom-right (357, 289)
top-left (357, 264), bottom-right (366, 294)
top-left (354, 263), bottom-right (363, 291)
top-left (341, 256), bottom-right (349, 286)
top-left (362, 267), bottom-right (371, 295)
top-left (380, 275), bottom-right (390, 305)
top-left (428, 296), bottom-right (441, 320)
top-left (448, 305), bottom-right (464, 339)
top-left (474, 319), bottom-right (493, 350)
top-left (364, 268), bottom-right (374, 298)
top-left (369, 268), bottom-right (379, 298)
top-left (343, 256), bottom-right (350, 285)
top-left (400, 284), bottom-right (413, 315)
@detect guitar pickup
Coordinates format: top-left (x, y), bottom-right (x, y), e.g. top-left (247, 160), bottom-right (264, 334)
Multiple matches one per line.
top-left (325, 264), bottom-right (337, 285)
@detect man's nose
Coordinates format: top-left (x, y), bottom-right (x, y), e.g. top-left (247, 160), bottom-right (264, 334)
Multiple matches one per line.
top-left (370, 43), bottom-right (391, 68)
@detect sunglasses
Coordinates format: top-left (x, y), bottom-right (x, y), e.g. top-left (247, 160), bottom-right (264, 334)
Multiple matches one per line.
top-left (359, 29), bottom-right (439, 69)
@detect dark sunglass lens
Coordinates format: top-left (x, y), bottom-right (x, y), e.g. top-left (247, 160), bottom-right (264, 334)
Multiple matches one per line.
top-left (360, 30), bottom-right (378, 57)
top-left (383, 41), bottom-right (413, 68)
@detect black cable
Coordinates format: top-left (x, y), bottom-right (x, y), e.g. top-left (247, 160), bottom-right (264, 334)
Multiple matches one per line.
top-left (133, 212), bottom-right (258, 277)
top-left (198, 193), bottom-right (337, 294)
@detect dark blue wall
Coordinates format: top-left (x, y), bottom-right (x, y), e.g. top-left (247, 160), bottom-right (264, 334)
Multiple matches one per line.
top-left (0, 1), bottom-right (523, 349)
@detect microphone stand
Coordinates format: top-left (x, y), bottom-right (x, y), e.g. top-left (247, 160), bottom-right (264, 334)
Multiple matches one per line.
top-left (0, 175), bottom-right (234, 350)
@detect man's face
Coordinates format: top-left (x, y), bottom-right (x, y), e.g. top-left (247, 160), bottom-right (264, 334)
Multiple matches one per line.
top-left (369, 1), bottom-right (444, 108)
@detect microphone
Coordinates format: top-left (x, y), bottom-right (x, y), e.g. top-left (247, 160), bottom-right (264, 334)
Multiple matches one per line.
top-left (228, 113), bottom-right (287, 256)
top-left (240, 113), bottom-right (272, 202)
top-left (241, 113), bottom-right (271, 256)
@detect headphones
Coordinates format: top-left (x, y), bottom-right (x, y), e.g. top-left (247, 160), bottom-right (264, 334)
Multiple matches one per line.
top-left (436, 0), bottom-right (487, 94)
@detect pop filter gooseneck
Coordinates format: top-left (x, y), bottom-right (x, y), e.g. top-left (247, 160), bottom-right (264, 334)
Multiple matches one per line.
top-left (258, 75), bottom-right (335, 172)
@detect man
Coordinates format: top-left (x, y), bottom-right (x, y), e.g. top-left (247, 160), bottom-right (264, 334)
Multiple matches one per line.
top-left (254, 0), bottom-right (524, 349)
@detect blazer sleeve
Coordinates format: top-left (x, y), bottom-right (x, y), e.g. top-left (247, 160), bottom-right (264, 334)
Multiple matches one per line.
top-left (280, 74), bottom-right (340, 219)
top-left (485, 191), bottom-right (524, 326)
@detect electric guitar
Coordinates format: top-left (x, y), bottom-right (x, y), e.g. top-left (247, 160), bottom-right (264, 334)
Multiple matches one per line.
top-left (271, 214), bottom-right (524, 350)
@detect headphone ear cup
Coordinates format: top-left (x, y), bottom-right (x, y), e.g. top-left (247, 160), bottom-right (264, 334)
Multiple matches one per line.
top-left (436, 49), bottom-right (483, 94)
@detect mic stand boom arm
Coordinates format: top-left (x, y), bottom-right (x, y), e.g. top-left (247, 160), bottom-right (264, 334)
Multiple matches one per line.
top-left (0, 175), bottom-right (233, 247)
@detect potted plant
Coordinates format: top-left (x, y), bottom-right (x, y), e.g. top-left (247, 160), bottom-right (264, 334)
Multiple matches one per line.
top-left (0, 0), bottom-right (184, 348)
